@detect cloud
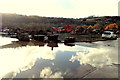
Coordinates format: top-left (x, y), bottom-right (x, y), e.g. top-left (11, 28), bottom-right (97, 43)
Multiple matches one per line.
top-left (0, 45), bottom-right (58, 78)
top-left (0, 36), bottom-right (119, 78)
top-left (0, 0), bottom-right (119, 18)
top-left (69, 47), bottom-right (118, 68)
top-left (0, 39), bottom-right (84, 79)
top-left (40, 67), bottom-right (63, 78)
top-left (0, 36), bottom-right (84, 79)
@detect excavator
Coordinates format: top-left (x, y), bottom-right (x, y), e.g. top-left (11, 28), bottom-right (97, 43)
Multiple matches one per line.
top-left (104, 23), bottom-right (118, 33)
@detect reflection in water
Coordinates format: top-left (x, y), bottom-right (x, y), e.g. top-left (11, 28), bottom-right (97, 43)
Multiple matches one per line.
top-left (69, 46), bottom-right (118, 68)
top-left (0, 36), bottom-right (18, 46)
top-left (1, 40), bottom-right (45, 49)
top-left (40, 67), bottom-right (63, 78)
top-left (64, 43), bottom-right (75, 47)
top-left (0, 36), bottom-right (118, 78)
top-left (0, 45), bottom-right (58, 78)
top-left (47, 42), bottom-right (58, 50)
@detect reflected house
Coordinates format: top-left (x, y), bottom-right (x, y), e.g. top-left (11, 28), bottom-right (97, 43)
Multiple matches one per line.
top-left (47, 42), bottom-right (58, 50)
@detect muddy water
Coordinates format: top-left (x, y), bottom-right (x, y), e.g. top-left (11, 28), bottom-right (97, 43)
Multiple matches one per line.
top-left (0, 36), bottom-right (119, 79)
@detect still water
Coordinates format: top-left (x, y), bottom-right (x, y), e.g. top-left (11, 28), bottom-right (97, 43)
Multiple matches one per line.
top-left (0, 36), bottom-right (119, 79)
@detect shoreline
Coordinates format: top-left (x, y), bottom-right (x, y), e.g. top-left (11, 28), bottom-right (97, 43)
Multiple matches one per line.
top-left (0, 32), bottom-right (119, 43)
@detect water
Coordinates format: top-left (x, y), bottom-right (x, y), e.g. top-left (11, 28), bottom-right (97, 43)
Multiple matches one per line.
top-left (0, 36), bottom-right (119, 79)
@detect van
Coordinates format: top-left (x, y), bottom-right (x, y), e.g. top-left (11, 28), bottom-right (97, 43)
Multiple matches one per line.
top-left (102, 31), bottom-right (117, 39)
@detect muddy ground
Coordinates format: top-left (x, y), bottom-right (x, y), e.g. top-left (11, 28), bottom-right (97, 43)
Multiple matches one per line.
top-left (1, 32), bottom-right (120, 42)
top-left (58, 33), bottom-right (104, 42)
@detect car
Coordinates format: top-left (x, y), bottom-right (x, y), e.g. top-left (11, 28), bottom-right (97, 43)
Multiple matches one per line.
top-left (102, 31), bottom-right (117, 40)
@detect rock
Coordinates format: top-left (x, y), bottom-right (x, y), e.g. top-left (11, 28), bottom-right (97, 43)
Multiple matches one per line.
top-left (33, 35), bottom-right (45, 41)
top-left (17, 33), bottom-right (30, 41)
top-left (47, 34), bottom-right (58, 42)
top-left (64, 37), bottom-right (75, 43)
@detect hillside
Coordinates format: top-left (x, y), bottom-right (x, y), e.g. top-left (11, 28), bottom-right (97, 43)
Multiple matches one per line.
top-left (1, 13), bottom-right (120, 30)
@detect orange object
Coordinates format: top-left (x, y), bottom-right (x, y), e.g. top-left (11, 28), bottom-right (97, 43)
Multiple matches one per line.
top-left (87, 25), bottom-right (93, 29)
top-left (104, 23), bottom-right (118, 30)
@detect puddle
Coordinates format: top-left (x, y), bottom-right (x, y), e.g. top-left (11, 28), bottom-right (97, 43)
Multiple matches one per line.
top-left (0, 36), bottom-right (119, 78)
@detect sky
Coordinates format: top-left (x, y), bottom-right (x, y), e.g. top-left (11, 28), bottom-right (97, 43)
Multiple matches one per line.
top-left (0, 0), bottom-right (119, 18)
